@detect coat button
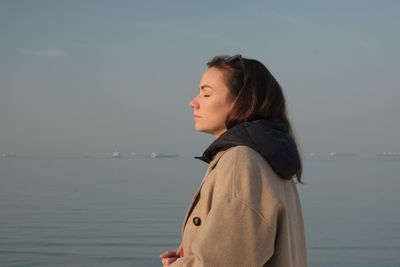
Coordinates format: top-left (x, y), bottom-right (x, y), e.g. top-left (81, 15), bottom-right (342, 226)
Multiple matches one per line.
top-left (193, 217), bottom-right (201, 226)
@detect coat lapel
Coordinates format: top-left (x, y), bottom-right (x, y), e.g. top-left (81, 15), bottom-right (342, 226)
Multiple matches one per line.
top-left (181, 151), bottom-right (227, 235)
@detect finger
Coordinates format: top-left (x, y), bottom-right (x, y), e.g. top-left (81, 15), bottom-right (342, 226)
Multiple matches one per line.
top-left (160, 250), bottom-right (177, 258)
top-left (161, 256), bottom-right (174, 264)
top-left (160, 250), bottom-right (173, 257)
top-left (161, 257), bottom-right (177, 265)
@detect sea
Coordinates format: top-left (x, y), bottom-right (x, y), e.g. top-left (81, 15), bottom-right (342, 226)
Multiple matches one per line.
top-left (1, 155), bottom-right (399, 266)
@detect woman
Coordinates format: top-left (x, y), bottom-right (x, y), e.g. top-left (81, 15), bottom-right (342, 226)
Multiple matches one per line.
top-left (160, 55), bottom-right (307, 266)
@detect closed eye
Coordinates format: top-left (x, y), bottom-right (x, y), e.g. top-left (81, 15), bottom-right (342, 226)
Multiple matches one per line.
top-left (199, 85), bottom-right (213, 98)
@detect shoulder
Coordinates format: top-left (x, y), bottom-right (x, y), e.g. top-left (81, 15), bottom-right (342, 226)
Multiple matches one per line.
top-left (215, 146), bottom-right (284, 217)
top-left (206, 146), bottom-right (259, 200)
top-left (216, 145), bottom-right (272, 173)
top-left (216, 145), bottom-right (260, 162)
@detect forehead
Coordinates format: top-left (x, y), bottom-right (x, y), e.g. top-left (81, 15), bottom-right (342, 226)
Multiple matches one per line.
top-left (199, 67), bottom-right (227, 89)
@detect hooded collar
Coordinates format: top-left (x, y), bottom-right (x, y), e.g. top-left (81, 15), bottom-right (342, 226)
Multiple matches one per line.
top-left (196, 118), bottom-right (301, 180)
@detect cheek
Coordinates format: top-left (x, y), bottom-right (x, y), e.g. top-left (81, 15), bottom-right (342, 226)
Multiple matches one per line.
top-left (214, 101), bottom-right (232, 121)
top-left (207, 101), bottom-right (223, 116)
top-left (217, 98), bottom-right (233, 115)
top-left (202, 96), bottom-right (232, 119)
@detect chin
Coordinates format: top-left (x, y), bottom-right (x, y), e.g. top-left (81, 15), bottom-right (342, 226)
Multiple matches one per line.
top-left (195, 126), bottom-right (206, 133)
top-left (195, 125), bottom-right (211, 134)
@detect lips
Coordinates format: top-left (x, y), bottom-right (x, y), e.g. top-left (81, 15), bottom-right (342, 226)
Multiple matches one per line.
top-left (193, 114), bottom-right (201, 118)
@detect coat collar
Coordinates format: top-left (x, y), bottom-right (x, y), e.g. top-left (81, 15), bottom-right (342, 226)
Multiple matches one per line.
top-left (195, 118), bottom-right (300, 180)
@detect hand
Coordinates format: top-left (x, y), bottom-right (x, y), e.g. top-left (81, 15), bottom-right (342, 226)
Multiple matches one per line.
top-left (160, 249), bottom-right (178, 266)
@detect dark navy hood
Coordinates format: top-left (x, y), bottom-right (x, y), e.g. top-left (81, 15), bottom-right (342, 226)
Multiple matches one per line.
top-left (196, 118), bottom-right (301, 180)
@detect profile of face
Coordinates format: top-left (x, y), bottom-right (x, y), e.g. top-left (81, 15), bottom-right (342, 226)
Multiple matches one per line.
top-left (189, 67), bottom-right (234, 138)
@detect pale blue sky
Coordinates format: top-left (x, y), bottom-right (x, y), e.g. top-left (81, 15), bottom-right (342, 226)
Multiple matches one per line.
top-left (1, 0), bottom-right (399, 156)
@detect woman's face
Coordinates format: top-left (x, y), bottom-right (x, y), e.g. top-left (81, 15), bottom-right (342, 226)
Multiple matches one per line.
top-left (189, 67), bottom-right (234, 138)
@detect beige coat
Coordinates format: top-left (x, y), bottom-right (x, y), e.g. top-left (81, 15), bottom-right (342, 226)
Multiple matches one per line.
top-left (170, 146), bottom-right (307, 267)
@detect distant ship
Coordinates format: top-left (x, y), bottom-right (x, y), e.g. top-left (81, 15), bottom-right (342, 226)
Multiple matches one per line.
top-left (150, 152), bottom-right (178, 159)
top-left (86, 152), bottom-right (121, 158)
top-left (112, 151), bottom-right (121, 158)
top-left (329, 152), bottom-right (356, 157)
top-left (377, 152), bottom-right (400, 157)
top-left (1, 153), bottom-right (16, 158)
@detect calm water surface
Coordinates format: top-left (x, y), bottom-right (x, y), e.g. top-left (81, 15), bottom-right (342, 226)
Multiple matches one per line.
top-left (1, 156), bottom-right (399, 266)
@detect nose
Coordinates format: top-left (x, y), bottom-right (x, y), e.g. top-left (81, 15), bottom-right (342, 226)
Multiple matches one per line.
top-left (189, 96), bottom-right (199, 109)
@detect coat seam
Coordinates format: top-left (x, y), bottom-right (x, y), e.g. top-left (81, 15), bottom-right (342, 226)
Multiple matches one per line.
top-left (232, 194), bottom-right (277, 227)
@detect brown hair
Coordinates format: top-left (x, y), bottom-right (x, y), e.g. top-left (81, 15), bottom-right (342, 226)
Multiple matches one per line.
top-left (207, 55), bottom-right (302, 182)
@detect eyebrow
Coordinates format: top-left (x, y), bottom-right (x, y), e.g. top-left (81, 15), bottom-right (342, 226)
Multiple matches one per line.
top-left (199, 85), bottom-right (213, 90)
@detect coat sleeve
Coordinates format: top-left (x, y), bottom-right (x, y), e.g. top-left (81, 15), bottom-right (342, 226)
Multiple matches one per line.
top-left (170, 147), bottom-right (281, 267)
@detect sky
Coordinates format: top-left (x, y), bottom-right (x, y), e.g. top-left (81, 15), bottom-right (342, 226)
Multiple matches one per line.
top-left (1, 0), bottom-right (399, 157)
